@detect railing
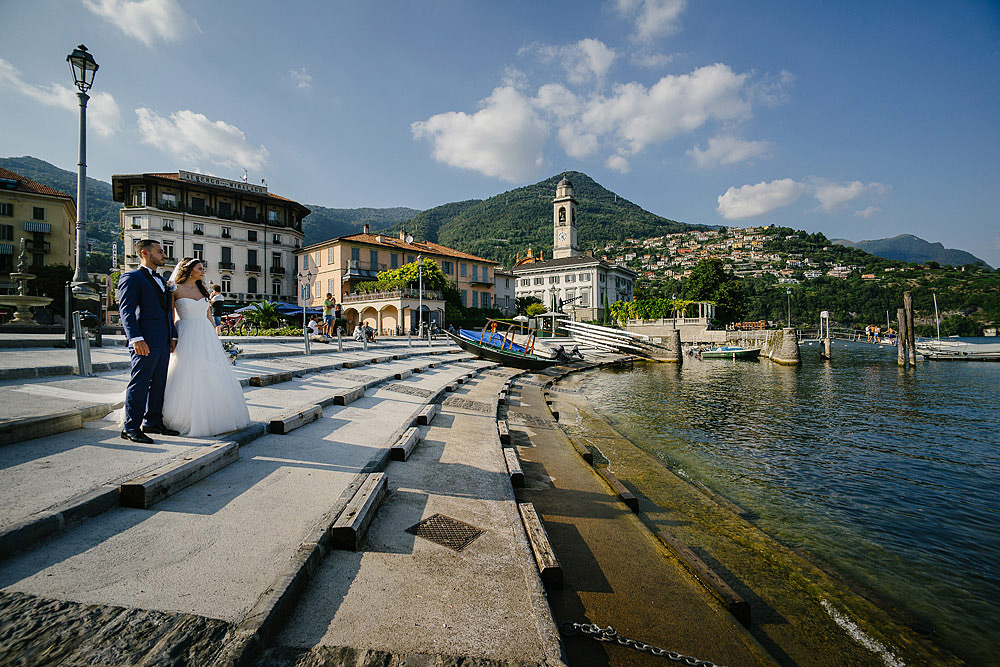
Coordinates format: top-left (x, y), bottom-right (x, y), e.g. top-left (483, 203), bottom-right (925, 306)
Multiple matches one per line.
top-left (218, 262), bottom-right (235, 270)
top-left (342, 288), bottom-right (442, 303)
top-left (245, 264), bottom-right (261, 273)
top-left (627, 317), bottom-right (709, 326)
top-left (346, 259), bottom-right (387, 272)
top-left (270, 266), bottom-right (285, 275)
top-left (124, 201), bottom-right (302, 232)
top-left (24, 240), bottom-right (51, 253)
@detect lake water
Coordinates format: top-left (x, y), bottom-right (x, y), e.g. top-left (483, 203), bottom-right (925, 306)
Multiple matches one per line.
top-left (569, 339), bottom-right (999, 664)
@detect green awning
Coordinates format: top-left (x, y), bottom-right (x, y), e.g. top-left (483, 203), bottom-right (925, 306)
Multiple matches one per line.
top-left (24, 221), bottom-right (51, 233)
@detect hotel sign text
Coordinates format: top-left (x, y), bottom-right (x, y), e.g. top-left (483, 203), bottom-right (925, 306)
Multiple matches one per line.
top-left (178, 170), bottom-right (268, 195)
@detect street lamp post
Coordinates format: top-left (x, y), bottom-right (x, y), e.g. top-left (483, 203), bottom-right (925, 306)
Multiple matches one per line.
top-left (298, 265), bottom-right (315, 354)
top-left (786, 288), bottom-right (792, 328)
top-left (66, 45), bottom-right (99, 297)
top-left (417, 254), bottom-right (423, 339)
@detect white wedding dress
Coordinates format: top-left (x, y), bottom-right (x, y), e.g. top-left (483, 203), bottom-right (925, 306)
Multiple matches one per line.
top-left (162, 297), bottom-right (251, 437)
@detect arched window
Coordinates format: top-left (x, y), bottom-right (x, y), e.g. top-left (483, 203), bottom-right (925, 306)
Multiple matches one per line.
top-left (558, 207), bottom-right (566, 223)
top-left (247, 276), bottom-right (258, 294)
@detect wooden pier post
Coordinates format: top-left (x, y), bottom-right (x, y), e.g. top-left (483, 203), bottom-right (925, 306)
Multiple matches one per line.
top-left (897, 308), bottom-right (907, 366)
top-left (904, 291), bottom-right (917, 365)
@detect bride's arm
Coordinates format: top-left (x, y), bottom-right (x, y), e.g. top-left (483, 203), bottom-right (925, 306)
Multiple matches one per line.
top-left (206, 302), bottom-right (216, 333)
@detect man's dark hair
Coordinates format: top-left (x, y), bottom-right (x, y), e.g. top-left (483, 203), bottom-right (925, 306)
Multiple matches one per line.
top-left (135, 239), bottom-right (159, 256)
top-left (212, 284), bottom-right (222, 293)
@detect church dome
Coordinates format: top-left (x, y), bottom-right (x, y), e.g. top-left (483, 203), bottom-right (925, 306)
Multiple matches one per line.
top-left (557, 175), bottom-right (573, 188)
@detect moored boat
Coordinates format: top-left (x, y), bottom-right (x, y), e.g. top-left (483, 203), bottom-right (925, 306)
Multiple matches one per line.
top-left (445, 320), bottom-right (566, 370)
top-left (699, 345), bottom-right (761, 360)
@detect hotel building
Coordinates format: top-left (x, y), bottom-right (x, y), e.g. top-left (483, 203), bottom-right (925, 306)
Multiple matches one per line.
top-left (112, 171), bottom-right (309, 302)
top-left (296, 227), bottom-right (497, 334)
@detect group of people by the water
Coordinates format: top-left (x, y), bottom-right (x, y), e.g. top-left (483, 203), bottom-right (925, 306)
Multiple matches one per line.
top-left (863, 325), bottom-right (896, 345)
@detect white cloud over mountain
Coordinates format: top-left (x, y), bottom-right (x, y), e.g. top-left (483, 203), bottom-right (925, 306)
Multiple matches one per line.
top-left (717, 179), bottom-right (806, 219)
top-left (411, 86), bottom-right (548, 182)
top-left (135, 108), bottom-right (269, 170)
top-left (812, 179), bottom-right (886, 212)
top-left (82, 0), bottom-right (199, 46)
top-left (0, 58), bottom-right (122, 136)
top-left (528, 39), bottom-right (617, 85)
top-left (688, 135), bottom-right (773, 168)
top-left (615, 0), bottom-right (688, 42)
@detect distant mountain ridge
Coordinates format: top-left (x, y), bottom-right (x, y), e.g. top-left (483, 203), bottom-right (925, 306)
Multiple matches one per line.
top-left (385, 171), bottom-right (710, 265)
top-left (833, 234), bottom-right (990, 269)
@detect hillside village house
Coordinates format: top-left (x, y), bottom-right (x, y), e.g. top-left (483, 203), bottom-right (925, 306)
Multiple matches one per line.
top-left (512, 176), bottom-right (636, 320)
top-left (0, 167), bottom-right (75, 294)
top-left (113, 171), bottom-right (309, 303)
top-left (295, 227), bottom-right (497, 334)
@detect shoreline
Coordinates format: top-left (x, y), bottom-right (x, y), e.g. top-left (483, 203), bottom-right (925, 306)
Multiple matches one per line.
top-left (546, 363), bottom-right (961, 667)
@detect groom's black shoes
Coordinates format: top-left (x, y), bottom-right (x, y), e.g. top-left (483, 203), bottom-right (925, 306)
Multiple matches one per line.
top-left (121, 429), bottom-right (155, 444)
top-left (143, 424), bottom-right (181, 436)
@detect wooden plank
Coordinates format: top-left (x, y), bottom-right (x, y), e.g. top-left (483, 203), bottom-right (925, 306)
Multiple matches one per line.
top-left (416, 403), bottom-right (440, 425)
top-left (504, 448), bottom-right (524, 487)
top-left (518, 503), bottom-right (562, 588)
top-left (120, 442), bottom-right (239, 509)
top-left (333, 385), bottom-right (365, 406)
top-left (658, 528), bottom-right (751, 627)
top-left (445, 382), bottom-right (457, 392)
top-left (249, 371), bottom-right (292, 387)
top-left (331, 473), bottom-right (388, 551)
top-left (497, 390), bottom-right (508, 406)
top-left (390, 427), bottom-right (421, 461)
top-left (497, 420), bottom-right (511, 445)
top-left (268, 404), bottom-right (322, 435)
top-left (394, 369), bottom-right (412, 380)
top-left (597, 468), bottom-right (638, 512)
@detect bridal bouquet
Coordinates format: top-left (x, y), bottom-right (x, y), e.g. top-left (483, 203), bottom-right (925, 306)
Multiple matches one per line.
top-left (222, 340), bottom-right (241, 365)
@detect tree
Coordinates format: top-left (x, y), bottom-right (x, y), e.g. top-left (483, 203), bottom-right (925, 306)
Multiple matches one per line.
top-left (526, 302), bottom-right (546, 317)
top-left (681, 258), bottom-right (744, 324)
top-left (516, 296), bottom-right (542, 314)
top-left (355, 258), bottom-right (448, 293)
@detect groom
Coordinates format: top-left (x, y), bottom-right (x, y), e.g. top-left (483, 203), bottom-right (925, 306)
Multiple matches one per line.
top-left (118, 239), bottom-right (180, 443)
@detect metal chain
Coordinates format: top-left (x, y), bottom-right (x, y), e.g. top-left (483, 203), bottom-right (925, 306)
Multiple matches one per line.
top-left (560, 622), bottom-right (728, 667)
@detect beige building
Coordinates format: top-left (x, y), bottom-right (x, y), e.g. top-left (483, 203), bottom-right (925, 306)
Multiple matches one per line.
top-left (296, 227), bottom-right (497, 334)
top-left (112, 171), bottom-right (309, 303)
top-left (0, 166), bottom-right (76, 293)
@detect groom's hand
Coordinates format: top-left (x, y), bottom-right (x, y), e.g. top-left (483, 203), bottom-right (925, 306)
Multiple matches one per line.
top-left (170, 340), bottom-right (177, 353)
top-left (133, 340), bottom-right (150, 356)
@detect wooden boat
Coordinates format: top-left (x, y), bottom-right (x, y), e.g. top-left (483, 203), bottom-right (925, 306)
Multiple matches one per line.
top-left (445, 320), bottom-right (563, 370)
top-left (699, 345), bottom-right (761, 360)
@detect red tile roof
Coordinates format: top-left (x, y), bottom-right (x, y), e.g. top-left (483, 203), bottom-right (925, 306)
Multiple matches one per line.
top-left (0, 166), bottom-right (73, 199)
top-left (314, 232), bottom-right (494, 264)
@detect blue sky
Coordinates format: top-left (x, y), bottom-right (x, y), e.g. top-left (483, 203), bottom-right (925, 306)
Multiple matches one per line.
top-left (2, 1), bottom-right (998, 266)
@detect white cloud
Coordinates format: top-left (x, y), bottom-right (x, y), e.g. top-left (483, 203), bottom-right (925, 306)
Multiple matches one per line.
top-left (529, 38), bottom-right (617, 85)
top-left (717, 178), bottom-right (806, 219)
top-left (411, 86), bottom-right (548, 182)
top-left (289, 68), bottom-right (312, 90)
top-left (855, 206), bottom-right (881, 218)
top-left (616, 0), bottom-right (687, 41)
top-left (812, 179), bottom-right (886, 211)
top-left (688, 135), bottom-right (772, 167)
top-left (579, 63), bottom-right (751, 155)
top-left (606, 155), bottom-right (631, 173)
top-left (631, 50), bottom-right (677, 69)
top-left (502, 66), bottom-right (529, 90)
top-left (0, 58), bottom-right (121, 136)
top-left (751, 70), bottom-right (796, 108)
top-left (83, 0), bottom-right (199, 46)
top-left (135, 108), bottom-right (268, 170)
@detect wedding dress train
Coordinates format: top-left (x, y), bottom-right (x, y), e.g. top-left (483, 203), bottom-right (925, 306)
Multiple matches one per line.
top-left (162, 297), bottom-right (250, 437)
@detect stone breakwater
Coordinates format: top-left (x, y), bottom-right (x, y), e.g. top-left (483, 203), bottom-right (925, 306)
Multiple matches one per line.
top-left (725, 327), bottom-right (800, 364)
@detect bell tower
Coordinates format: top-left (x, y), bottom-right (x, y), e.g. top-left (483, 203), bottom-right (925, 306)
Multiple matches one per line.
top-left (552, 175), bottom-right (578, 259)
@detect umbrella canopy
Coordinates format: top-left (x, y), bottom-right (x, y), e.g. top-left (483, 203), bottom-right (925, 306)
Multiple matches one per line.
top-left (234, 300), bottom-right (316, 315)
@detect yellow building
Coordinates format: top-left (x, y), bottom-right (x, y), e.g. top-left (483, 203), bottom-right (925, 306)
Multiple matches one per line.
top-left (295, 226), bottom-right (497, 334)
top-left (0, 166), bottom-right (76, 292)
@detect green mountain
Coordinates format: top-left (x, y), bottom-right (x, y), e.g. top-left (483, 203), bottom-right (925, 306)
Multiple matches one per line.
top-left (833, 234), bottom-right (990, 269)
top-left (386, 171), bottom-right (709, 265)
top-left (301, 205), bottom-right (420, 246)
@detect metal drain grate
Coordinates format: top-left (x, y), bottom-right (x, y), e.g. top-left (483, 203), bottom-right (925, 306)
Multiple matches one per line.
top-left (406, 513), bottom-right (484, 551)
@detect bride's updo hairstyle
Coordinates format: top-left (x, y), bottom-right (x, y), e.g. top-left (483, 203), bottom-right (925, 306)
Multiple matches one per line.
top-left (170, 257), bottom-right (211, 299)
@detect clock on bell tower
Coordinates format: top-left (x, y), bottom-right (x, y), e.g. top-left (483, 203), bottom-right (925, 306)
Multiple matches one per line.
top-left (553, 175), bottom-right (578, 259)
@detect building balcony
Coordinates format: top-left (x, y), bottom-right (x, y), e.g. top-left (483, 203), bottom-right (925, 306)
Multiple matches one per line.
top-left (24, 240), bottom-right (51, 253)
top-left (270, 266), bottom-right (286, 275)
top-left (218, 262), bottom-right (235, 270)
top-left (245, 264), bottom-right (261, 273)
top-left (342, 288), bottom-right (442, 303)
top-left (469, 276), bottom-right (492, 286)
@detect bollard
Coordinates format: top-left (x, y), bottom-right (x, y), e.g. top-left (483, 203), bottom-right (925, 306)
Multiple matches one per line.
top-left (303, 327), bottom-right (311, 356)
top-left (897, 308), bottom-right (907, 367)
top-left (337, 328), bottom-right (343, 353)
top-left (363, 333), bottom-right (368, 351)
top-left (407, 330), bottom-right (412, 348)
top-left (904, 291), bottom-right (917, 366)
top-left (64, 282), bottom-right (73, 348)
top-left (73, 311), bottom-right (93, 376)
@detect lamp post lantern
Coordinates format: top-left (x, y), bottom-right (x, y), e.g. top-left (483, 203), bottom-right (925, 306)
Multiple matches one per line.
top-left (298, 265), bottom-right (315, 354)
top-left (67, 45), bottom-right (99, 297)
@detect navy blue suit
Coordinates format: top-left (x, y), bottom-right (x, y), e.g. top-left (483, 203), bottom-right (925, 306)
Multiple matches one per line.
top-left (118, 267), bottom-right (177, 432)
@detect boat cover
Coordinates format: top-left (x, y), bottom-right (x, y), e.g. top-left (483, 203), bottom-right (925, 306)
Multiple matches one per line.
top-left (459, 329), bottom-right (526, 353)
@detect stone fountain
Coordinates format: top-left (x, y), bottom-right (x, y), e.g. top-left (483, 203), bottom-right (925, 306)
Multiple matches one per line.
top-left (0, 240), bottom-right (53, 325)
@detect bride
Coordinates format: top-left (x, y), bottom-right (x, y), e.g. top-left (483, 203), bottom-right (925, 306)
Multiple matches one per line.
top-left (162, 257), bottom-right (251, 437)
